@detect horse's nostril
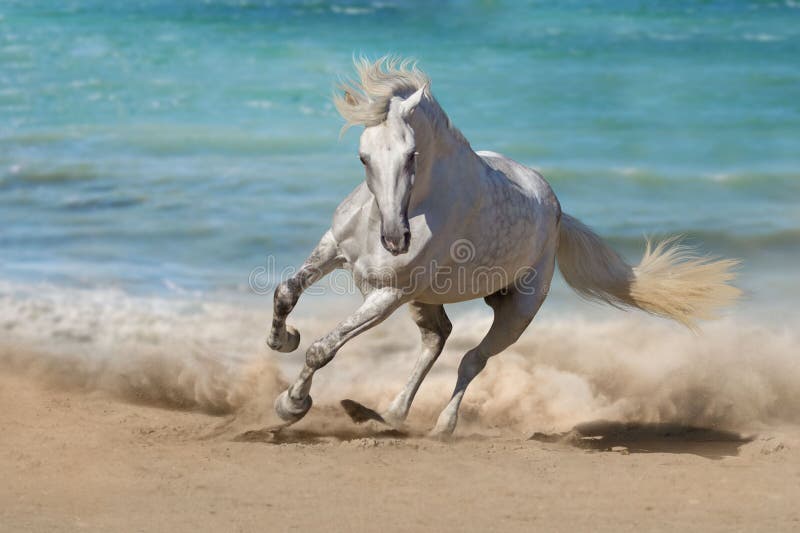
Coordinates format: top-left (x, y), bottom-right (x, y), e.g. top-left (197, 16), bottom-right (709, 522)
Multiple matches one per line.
top-left (380, 230), bottom-right (410, 255)
top-left (381, 235), bottom-right (396, 251)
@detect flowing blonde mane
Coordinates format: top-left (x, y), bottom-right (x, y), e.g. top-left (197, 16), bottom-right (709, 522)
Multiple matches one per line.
top-left (334, 56), bottom-right (431, 131)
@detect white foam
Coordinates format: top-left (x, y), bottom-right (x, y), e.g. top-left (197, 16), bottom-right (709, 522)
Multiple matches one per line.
top-left (743, 33), bottom-right (782, 42)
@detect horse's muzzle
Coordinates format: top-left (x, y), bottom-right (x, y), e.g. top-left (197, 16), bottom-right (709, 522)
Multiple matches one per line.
top-left (381, 230), bottom-right (411, 256)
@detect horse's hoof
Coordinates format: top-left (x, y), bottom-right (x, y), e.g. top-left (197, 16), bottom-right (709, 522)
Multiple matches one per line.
top-left (267, 325), bottom-right (301, 353)
top-left (341, 399), bottom-right (386, 425)
top-left (428, 421), bottom-right (456, 441)
top-left (341, 400), bottom-right (407, 430)
top-left (274, 390), bottom-right (312, 423)
top-left (427, 428), bottom-right (455, 441)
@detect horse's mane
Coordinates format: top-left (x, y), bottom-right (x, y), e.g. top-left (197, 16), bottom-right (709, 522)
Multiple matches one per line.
top-left (333, 56), bottom-right (468, 147)
top-left (334, 56), bottom-right (429, 131)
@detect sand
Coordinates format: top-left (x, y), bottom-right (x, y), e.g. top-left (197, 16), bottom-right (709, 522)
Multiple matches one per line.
top-left (2, 370), bottom-right (799, 533)
top-left (3, 285), bottom-right (800, 531)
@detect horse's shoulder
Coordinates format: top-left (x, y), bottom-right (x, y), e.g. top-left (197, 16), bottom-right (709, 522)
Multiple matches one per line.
top-left (332, 181), bottom-right (372, 240)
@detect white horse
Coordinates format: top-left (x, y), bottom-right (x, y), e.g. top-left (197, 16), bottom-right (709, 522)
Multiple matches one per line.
top-left (267, 57), bottom-right (740, 437)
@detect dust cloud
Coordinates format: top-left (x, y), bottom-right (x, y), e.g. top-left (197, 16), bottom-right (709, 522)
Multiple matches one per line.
top-left (2, 282), bottom-right (798, 436)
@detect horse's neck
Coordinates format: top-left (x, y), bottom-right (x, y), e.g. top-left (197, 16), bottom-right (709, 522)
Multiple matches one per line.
top-left (410, 108), bottom-right (483, 209)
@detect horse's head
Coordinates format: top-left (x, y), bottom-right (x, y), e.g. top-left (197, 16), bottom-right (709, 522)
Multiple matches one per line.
top-left (357, 86), bottom-right (426, 256)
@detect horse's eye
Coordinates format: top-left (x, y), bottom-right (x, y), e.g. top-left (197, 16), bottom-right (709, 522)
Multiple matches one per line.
top-left (359, 154), bottom-right (367, 166)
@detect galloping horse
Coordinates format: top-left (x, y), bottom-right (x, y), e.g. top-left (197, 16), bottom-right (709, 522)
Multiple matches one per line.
top-left (267, 57), bottom-right (739, 437)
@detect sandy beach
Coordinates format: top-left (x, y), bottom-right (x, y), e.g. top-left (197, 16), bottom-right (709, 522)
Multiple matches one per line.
top-left (2, 358), bottom-right (799, 533)
top-left (3, 289), bottom-right (800, 532)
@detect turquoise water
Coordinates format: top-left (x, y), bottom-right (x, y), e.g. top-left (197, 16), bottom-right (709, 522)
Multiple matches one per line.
top-left (1, 0), bottom-right (799, 299)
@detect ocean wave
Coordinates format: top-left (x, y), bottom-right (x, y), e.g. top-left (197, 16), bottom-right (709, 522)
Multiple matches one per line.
top-left (0, 162), bottom-right (100, 184)
top-left (58, 194), bottom-right (146, 210)
top-left (743, 33), bottom-right (784, 42)
top-left (126, 126), bottom-right (335, 156)
top-left (1, 124), bottom-right (335, 157)
top-left (542, 166), bottom-right (800, 190)
top-left (602, 229), bottom-right (800, 253)
top-left (330, 5), bottom-right (374, 16)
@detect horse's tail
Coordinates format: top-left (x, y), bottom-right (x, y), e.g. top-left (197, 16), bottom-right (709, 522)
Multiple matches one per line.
top-left (556, 213), bottom-right (741, 328)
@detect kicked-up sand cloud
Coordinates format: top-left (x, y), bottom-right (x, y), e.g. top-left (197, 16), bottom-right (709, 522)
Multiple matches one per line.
top-left (1, 281), bottom-right (798, 435)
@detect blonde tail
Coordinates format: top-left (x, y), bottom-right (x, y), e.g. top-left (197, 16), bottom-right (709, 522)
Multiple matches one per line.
top-left (556, 214), bottom-right (741, 328)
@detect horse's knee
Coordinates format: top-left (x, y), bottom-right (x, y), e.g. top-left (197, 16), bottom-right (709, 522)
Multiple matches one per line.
top-left (306, 341), bottom-right (335, 369)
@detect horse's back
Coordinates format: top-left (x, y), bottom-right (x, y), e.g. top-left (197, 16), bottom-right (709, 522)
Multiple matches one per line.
top-left (464, 150), bottom-right (562, 271)
top-left (476, 150), bottom-right (561, 229)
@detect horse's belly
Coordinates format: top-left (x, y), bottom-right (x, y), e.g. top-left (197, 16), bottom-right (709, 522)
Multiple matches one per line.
top-left (409, 243), bottom-right (544, 304)
top-left (411, 268), bottom-right (524, 304)
top-left (413, 210), bottom-right (555, 303)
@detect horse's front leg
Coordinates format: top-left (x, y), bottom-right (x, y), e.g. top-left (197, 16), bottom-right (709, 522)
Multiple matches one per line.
top-left (341, 302), bottom-right (451, 428)
top-left (274, 287), bottom-right (406, 424)
top-left (268, 230), bottom-right (342, 352)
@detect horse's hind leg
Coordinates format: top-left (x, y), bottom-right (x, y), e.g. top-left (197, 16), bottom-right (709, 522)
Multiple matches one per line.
top-left (274, 287), bottom-right (405, 424)
top-left (430, 255), bottom-right (555, 437)
top-left (342, 302), bottom-right (452, 427)
top-left (268, 230), bottom-right (342, 352)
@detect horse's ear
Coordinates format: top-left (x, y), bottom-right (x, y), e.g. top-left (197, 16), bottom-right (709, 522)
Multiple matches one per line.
top-left (399, 85), bottom-right (427, 118)
top-left (344, 91), bottom-right (358, 106)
